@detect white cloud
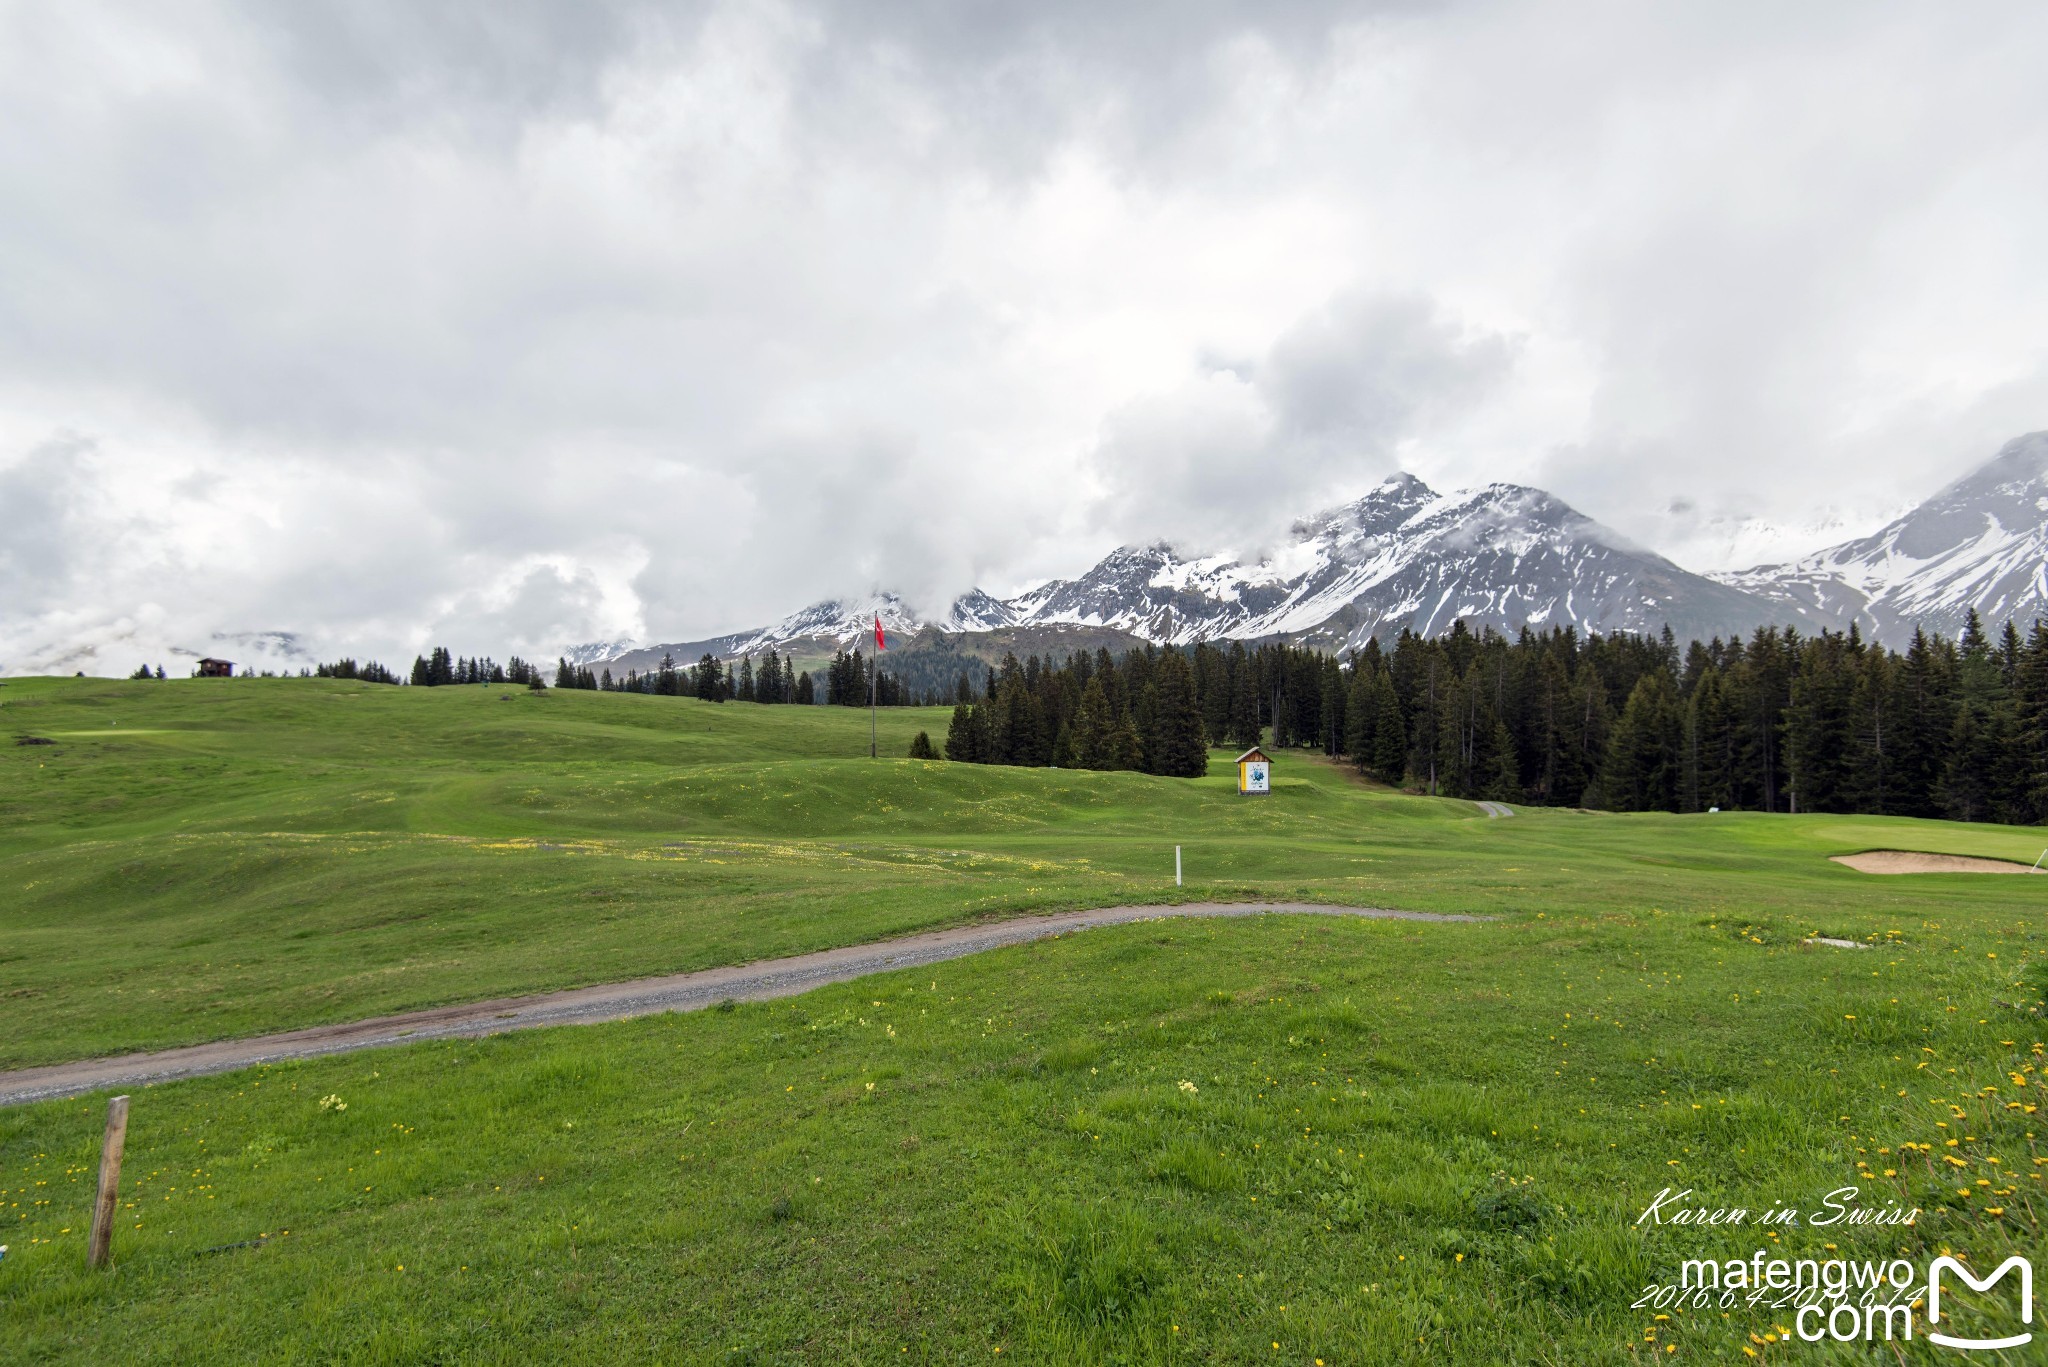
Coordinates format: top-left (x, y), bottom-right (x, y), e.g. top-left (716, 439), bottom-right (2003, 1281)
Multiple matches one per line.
top-left (1088, 291), bottom-right (1517, 553)
top-left (2, 0), bottom-right (2044, 671)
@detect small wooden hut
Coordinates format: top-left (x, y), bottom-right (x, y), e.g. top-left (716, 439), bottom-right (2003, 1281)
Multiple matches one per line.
top-left (1234, 746), bottom-right (1271, 795)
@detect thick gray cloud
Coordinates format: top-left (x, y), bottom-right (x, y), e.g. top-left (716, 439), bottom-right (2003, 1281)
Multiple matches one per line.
top-left (1089, 292), bottom-right (1516, 549)
top-left (1, 0), bottom-right (2044, 673)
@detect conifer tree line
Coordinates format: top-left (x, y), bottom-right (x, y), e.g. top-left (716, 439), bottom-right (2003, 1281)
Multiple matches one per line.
top-left (372, 642), bottom-right (938, 705)
top-left (545, 646), bottom-right (919, 707)
top-left (583, 648), bottom-right (823, 703)
top-left (404, 649), bottom-right (544, 687)
top-left (314, 658), bottom-right (400, 684)
top-left (131, 658), bottom-right (404, 683)
top-left (1317, 612), bottom-right (2048, 822)
top-left (160, 643), bottom-right (910, 702)
top-left (822, 647), bottom-right (918, 706)
top-left (925, 614), bottom-right (2048, 824)
top-left (941, 646), bottom-right (1209, 777)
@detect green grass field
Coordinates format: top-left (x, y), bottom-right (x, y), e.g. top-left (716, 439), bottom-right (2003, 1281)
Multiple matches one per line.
top-left (2, 676), bottom-right (2044, 1362)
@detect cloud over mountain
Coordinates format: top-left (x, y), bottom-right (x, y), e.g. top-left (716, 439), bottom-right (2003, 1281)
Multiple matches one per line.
top-left (2, 2), bottom-right (2046, 674)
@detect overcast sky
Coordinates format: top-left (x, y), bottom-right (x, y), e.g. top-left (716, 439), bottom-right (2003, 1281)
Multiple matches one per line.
top-left (3, 1), bottom-right (2046, 673)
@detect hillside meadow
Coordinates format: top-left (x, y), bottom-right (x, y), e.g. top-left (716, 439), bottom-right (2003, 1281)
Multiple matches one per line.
top-left (1, 675), bottom-right (2044, 1362)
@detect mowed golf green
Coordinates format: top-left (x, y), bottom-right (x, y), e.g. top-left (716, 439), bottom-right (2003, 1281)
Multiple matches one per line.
top-left (2, 675), bottom-right (2043, 1362)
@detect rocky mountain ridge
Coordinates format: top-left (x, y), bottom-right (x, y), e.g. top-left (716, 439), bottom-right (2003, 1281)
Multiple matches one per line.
top-left (598, 431), bottom-right (2048, 667)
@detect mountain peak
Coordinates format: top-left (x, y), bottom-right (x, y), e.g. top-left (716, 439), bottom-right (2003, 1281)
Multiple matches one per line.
top-left (1990, 428), bottom-right (2048, 467)
top-left (1943, 429), bottom-right (2048, 508)
top-left (1724, 431), bottom-right (2048, 643)
top-left (594, 432), bottom-right (2046, 669)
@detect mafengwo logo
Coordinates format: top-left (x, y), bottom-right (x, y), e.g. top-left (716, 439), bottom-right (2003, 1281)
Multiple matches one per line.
top-left (1927, 1255), bottom-right (2033, 1352)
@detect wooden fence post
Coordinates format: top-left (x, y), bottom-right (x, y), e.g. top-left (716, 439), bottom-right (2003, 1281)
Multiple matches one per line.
top-left (87, 1095), bottom-right (129, 1270)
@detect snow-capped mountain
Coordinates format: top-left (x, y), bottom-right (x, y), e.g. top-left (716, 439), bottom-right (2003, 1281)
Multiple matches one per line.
top-left (589, 431), bottom-right (2048, 672)
top-left (561, 638), bottom-right (640, 667)
top-left (1004, 474), bottom-right (1787, 649)
top-left (601, 592), bottom-right (973, 675)
top-left (945, 588), bottom-right (1022, 631)
top-left (737, 592), bottom-right (929, 649)
top-left (607, 475), bottom-right (1797, 669)
top-left (1721, 431), bottom-right (2048, 646)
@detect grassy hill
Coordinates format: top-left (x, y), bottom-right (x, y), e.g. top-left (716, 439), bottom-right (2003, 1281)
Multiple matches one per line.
top-left (1, 676), bottom-right (2043, 1361)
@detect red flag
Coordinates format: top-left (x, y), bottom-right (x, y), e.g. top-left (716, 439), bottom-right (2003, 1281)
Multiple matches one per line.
top-left (874, 614), bottom-right (886, 652)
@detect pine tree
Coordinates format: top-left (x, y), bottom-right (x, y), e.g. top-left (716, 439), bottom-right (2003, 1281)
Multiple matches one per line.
top-left (1730, 627), bottom-right (1791, 811)
top-left (1525, 650), bottom-right (1571, 803)
top-left (1319, 656), bottom-right (1345, 756)
top-left (1343, 664), bottom-right (1376, 770)
top-left (944, 704), bottom-right (978, 761)
top-left (1483, 715), bottom-right (1520, 802)
top-left (696, 654), bottom-right (725, 702)
top-left (1600, 672), bottom-right (1683, 811)
top-left (1890, 629), bottom-right (1950, 817)
top-left (1842, 649), bottom-right (1895, 815)
top-left (908, 731), bottom-right (937, 760)
top-left (849, 649), bottom-right (870, 708)
top-left (1935, 704), bottom-right (1996, 822)
top-left (994, 672), bottom-right (1044, 765)
top-left (1409, 653), bottom-right (1447, 795)
top-left (1686, 666), bottom-right (1735, 811)
top-left (1148, 650), bottom-right (1209, 777)
top-left (1227, 646), bottom-right (1260, 751)
top-left (737, 658), bottom-right (756, 703)
top-left (1784, 631), bottom-right (1854, 813)
top-left (1103, 698), bottom-right (1143, 771)
top-left (1570, 660), bottom-right (1613, 807)
top-left (2013, 621), bottom-right (2048, 822)
top-left (1071, 673), bottom-right (1113, 769)
top-left (1371, 676), bottom-right (1407, 784)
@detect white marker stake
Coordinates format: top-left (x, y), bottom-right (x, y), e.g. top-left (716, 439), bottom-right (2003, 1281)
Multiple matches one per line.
top-left (2033, 848), bottom-right (2047, 873)
top-left (1176, 846), bottom-right (1182, 887)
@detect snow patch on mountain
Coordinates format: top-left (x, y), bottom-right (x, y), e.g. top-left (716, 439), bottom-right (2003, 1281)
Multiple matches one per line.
top-left (561, 638), bottom-right (639, 667)
top-left (1004, 473), bottom-right (1779, 647)
top-left (575, 434), bottom-right (2048, 671)
top-left (1721, 431), bottom-right (2048, 645)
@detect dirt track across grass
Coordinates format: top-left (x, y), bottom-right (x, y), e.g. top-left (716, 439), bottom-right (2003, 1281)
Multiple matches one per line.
top-left (0, 903), bottom-right (1486, 1107)
top-left (1831, 850), bottom-right (2041, 875)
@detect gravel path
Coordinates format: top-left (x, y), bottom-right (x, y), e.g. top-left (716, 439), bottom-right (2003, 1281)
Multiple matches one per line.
top-left (0, 902), bottom-right (1486, 1107)
top-left (1473, 801), bottom-right (1515, 818)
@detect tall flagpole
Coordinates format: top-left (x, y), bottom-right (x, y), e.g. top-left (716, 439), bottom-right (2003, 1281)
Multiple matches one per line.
top-left (870, 614), bottom-right (880, 758)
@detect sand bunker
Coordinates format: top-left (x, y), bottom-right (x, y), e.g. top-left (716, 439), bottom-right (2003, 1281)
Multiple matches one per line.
top-left (1832, 850), bottom-right (2039, 875)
